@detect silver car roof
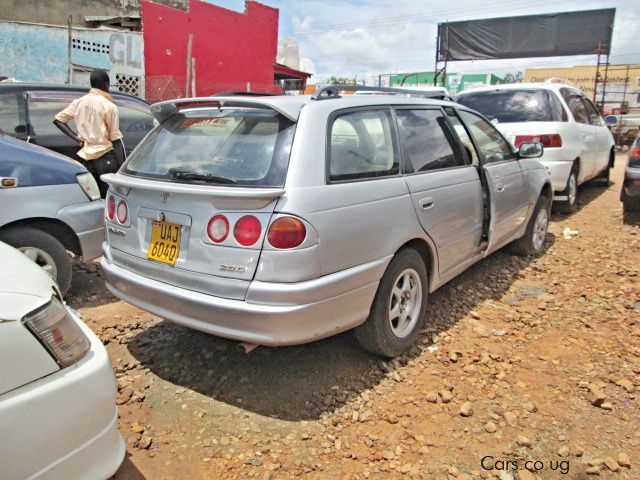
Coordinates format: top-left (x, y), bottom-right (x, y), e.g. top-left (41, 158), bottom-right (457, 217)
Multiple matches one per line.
top-left (150, 95), bottom-right (456, 123)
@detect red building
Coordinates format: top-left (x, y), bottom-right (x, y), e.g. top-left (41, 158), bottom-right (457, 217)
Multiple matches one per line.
top-left (142, 0), bottom-right (309, 101)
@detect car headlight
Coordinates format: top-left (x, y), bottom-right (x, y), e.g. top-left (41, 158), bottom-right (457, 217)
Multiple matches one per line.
top-left (24, 297), bottom-right (90, 368)
top-left (76, 172), bottom-right (101, 201)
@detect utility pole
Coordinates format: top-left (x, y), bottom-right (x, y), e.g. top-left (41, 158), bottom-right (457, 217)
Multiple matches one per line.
top-left (67, 15), bottom-right (72, 84)
top-left (185, 33), bottom-right (193, 97)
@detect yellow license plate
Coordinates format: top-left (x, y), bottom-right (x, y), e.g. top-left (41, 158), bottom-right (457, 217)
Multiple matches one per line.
top-left (147, 221), bottom-right (181, 265)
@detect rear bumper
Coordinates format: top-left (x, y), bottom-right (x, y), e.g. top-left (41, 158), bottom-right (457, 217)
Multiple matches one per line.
top-left (56, 199), bottom-right (105, 260)
top-left (101, 247), bottom-right (388, 346)
top-left (0, 310), bottom-right (124, 480)
top-left (540, 159), bottom-right (574, 193)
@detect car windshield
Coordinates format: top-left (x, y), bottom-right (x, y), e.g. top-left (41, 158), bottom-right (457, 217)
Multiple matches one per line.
top-left (123, 108), bottom-right (295, 187)
top-left (457, 90), bottom-right (554, 123)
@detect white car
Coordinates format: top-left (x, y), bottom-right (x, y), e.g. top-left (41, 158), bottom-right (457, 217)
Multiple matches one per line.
top-left (0, 241), bottom-right (124, 479)
top-left (457, 82), bottom-right (615, 212)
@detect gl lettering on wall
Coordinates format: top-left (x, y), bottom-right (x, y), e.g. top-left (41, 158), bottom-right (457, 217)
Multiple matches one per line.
top-left (109, 33), bottom-right (141, 69)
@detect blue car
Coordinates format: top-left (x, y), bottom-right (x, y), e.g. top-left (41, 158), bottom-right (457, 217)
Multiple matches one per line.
top-left (0, 133), bottom-right (104, 293)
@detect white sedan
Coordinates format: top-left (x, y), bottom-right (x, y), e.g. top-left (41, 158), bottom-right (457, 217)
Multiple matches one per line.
top-left (0, 241), bottom-right (124, 479)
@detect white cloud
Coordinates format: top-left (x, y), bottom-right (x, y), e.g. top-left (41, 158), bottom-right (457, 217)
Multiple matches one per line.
top-left (299, 57), bottom-right (316, 74)
top-left (276, 0), bottom-right (640, 79)
top-left (317, 27), bottom-right (393, 69)
top-left (292, 15), bottom-right (313, 32)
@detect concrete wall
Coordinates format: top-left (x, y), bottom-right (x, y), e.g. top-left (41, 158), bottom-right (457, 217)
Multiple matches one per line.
top-left (141, 0), bottom-right (279, 101)
top-left (0, 21), bottom-right (145, 96)
top-left (0, 0), bottom-right (187, 26)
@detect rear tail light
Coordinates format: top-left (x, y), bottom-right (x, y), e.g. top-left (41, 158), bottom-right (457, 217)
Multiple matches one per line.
top-left (233, 215), bottom-right (262, 246)
top-left (207, 215), bottom-right (230, 243)
top-left (24, 297), bottom-right (90, 368)
top-left (268, 217), bottom-right (306, 249)
top-left (630, 145), bottom-right (640, 159)
top-left (116, 200), bottom-right (128, 224)
top-left (514, 134), bottom-right (562, 148)
top-left (106, 195), bottom-right (116, 221)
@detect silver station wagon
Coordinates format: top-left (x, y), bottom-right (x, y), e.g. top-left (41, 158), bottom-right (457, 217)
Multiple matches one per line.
top-left (101, 86), bottom-right (552, 357)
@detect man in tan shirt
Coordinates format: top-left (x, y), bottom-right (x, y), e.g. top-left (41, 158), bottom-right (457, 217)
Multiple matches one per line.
top-left (54, 69), bottom-right (125, 197)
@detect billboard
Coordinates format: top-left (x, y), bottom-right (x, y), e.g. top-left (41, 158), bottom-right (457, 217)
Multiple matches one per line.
top-left (524, 65), bottom-right (640, 114)
top-left (438, 9), bottom-right (615, 61)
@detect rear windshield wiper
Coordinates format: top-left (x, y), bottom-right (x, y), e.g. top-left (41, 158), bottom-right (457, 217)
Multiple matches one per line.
top-left (169, 169), bottom-right (237, 184)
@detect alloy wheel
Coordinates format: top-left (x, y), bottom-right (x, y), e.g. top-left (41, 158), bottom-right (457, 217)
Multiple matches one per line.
top-left (388, 268), bottom-right (422, 338)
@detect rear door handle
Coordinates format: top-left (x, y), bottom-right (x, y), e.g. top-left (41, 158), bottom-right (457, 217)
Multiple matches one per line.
top-left (495, 183), bottom-right (505, 193)
top-left (419, 197), bottom-right (435, 210)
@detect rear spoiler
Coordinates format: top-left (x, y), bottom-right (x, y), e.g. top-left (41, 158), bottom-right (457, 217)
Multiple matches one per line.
top-left (101, 173), bottom-right (285, 203)
top-left (150, 96), bottom-right (300, 123)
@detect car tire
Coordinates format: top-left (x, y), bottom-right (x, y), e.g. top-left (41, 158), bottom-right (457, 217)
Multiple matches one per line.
top-left (0, 227), bottom-right (73, 294)
top-left (622, 190), bottom-right (640, 212)
top-left (512, 196), bottom-right (550, 257)
top-left (557, 167), bottom-right (578, 213)
top-left (598, 151), bottom-right (614, 187)
top-left (599, 165), bottom-right (611, 186)
top-left (355, 248), bottom-right (428, 358)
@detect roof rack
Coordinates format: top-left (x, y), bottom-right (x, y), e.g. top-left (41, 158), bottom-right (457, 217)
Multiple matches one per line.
top-left (213, 91), bottom-right (277, 97)
top-left (311, 85), bottom-right (452, 101)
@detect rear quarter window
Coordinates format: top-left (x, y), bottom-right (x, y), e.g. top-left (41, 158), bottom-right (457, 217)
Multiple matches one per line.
top-left (328, 109), bottom-right (398, 182)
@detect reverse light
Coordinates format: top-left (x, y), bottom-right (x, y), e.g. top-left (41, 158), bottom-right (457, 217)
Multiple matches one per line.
top-left (116, 200), bottom-right (128, 224)
top-left (268, 217), bottom-right (306, 249)
top-left (514, 134), bottom-right (562, 149)
top-left (233, 215), bottom-right (262, 246)
top-left (24, 297), bottom-right (90, 368)
top-left (106, 195), bottom-right (116, 221)
top-left (207, 215), bottom-right (230, 243)
top-left (76, 172), bottom-right (100, 201)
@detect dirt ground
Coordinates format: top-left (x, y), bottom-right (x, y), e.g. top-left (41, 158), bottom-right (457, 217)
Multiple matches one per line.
top-left (67, 154), bottom-right (639, 480)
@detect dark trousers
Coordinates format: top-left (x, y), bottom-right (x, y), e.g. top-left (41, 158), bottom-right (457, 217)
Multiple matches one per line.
top-left (83, 150), bottom-right (118, 198)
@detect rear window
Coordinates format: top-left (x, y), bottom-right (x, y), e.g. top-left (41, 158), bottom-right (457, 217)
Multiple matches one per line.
top-left (457, 90), bottom-right (557, 123)
top-left (123, 108), bottom-right (295, 187)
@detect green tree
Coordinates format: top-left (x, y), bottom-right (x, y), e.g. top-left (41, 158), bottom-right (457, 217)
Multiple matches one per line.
top-left (326, 76), bottom-right (364, 86)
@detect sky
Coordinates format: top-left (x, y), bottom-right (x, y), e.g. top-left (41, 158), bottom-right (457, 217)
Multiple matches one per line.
top-left (207, 0), bottom-right (640, 83)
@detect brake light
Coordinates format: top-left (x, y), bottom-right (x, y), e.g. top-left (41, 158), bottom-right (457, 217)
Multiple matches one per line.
top-left (268, 217), bottom-right (306, 249)
top-left (207, 215), bottom-right (229, 243)
top-left (175, 100), bottom-right (221, 109)
top-left (233, 215), bottom-right (261, 246)
top-left (116, 200), bottom-right (128, 224)
top-left (106, 195), bottom-right (115, 221)
top-left (630, 146), bottom-right (640, 159)
top-left (514, 134), bottom-right (562, 148)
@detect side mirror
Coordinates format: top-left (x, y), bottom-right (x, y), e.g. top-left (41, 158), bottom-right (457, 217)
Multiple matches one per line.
top-left (518, 142), bottom-right (543, 159)
top-left (604, 115), bottom-right (619, 127)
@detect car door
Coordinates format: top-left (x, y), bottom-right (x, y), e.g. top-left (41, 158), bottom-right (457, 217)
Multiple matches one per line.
top-left (563, 91), bottom-right (597, 181)
top-left (397, 107), bottom-right (484, 275)
top-left (583, 96), bottom-right (612, 174)
top-left (456, 110), bottom-right (530, 253)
